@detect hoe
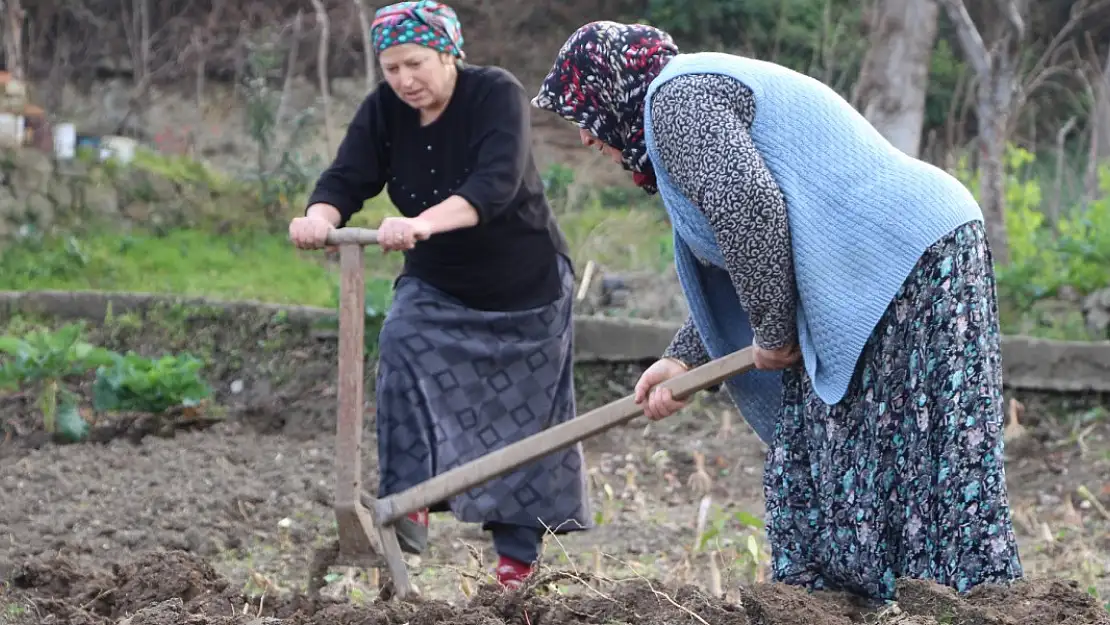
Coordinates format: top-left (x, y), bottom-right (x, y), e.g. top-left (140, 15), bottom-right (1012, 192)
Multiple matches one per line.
top-left (308, 227), bottom-right (757, 601)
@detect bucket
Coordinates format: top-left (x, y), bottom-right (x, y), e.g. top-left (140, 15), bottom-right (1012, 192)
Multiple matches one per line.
top-left (53, 123), bottom-right (77, 159)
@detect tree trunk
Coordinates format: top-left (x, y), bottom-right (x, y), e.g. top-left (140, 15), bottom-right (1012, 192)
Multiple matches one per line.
top-left (310, 0), bottom-right (333, 155)
top-left (977, 98), bottom-right (1012, 266)
top-left (937, 0), bottom-right (1028, 266)
top-left (354, 0), bottom-right (378, 91)
top-left (3, 0), bottom-right (25, 80)
top-left (1089, 46), bottom-right (1110, 198)
top-left (853, 0), bottom-right (940, 157)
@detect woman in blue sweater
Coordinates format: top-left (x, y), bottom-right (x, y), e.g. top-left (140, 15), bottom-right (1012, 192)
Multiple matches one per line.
top-left (532, 21), bottom-right (1023, 602)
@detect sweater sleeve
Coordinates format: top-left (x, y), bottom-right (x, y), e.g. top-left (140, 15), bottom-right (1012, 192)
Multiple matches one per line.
top-left (663, 316), bottom-right (711, 368)
top-left (452, 70), bottom-right (531, 224)
top-left (648, 74), bottom-right (799, 351)
top-left (306, 90), bottom-right (389, 227)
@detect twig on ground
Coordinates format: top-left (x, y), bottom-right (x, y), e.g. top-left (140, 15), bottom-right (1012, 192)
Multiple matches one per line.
top-left (1004, 398), bottom-right (1027, 443)
top-left (717, 409), bottom-right (733, 440)
top-left (614, 558), bottom-right (712, 625)
top-left (707, 551), bottom-right (722, 598)
top-left (1076, 485), bottom-right (1110, 521)
top-left (693, 495), bottom-right (712, 550)
top-left (576, 260), bottom-right (597, 302)
top-left (1074, 423), bottom-right (1098, 457)
top-left (687, 451), bottom-right (712, 498)
top-left (536, 519), bottom-right (619, 604)
top-left (79, 587), bottom-right (115, 612)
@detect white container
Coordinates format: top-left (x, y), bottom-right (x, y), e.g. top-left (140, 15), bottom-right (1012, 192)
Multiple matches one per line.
top-left (0, 113), bottom-right (25, 146)
top-left (53, 122), bottom-right (77, 159)
top-left (101, 135), bottom-right (137, 164)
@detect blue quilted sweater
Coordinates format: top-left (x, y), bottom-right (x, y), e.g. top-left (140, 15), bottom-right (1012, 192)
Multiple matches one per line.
top-left (643, 52), bottom-right (984, 445)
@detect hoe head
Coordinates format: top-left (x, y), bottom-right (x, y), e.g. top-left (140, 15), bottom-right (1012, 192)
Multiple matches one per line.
top-left (307, 229), bottom-right (414, 602)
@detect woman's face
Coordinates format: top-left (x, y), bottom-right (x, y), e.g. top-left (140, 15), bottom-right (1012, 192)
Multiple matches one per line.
top-left (379, 44), bottom-right (456, 111)
top-left (578, 128), bottom-right (623, 165)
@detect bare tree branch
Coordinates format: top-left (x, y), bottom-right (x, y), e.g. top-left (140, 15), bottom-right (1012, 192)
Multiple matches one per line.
top-left (997, 0), bottom-right (1025, 40)
top-left (353, 0), bottom-right (377, 91)
top-left (275, 10), bottom-right (303, 126)
top-left (309, 0), bottom-right (333, 154)
top-left (1052, 116), bottom-right (1078, 221)
top-left (937, 0), bottom-right (990, 76)
top-left (3, 0), bottom-right (26, 80)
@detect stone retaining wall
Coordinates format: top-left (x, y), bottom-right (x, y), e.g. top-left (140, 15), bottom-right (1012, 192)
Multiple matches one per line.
top-left (3, 289), bottom-right (1109, 393)
top-left (0, 147), bottom-right (250, 239)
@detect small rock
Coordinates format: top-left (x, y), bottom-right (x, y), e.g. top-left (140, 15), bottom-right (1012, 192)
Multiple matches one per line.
top-left (83, 183), bottom-right (120, 216)
top-left (122, 201), bottom-right (151, 221)
top-left (1082, 288), bottom-right (1110, 338)
top-left (25, 192), bottom-right (54, 226)
top-left (231, 379), bottom-right (245, 394)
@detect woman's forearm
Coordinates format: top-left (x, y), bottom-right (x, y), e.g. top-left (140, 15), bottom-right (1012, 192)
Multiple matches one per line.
top-left (415, 195), bottom-right (480, 234)
top-left (306, 203), bottom-right (343, 227)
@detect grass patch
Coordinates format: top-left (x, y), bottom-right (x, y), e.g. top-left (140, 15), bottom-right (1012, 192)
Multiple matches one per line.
top-left (0, 229), bottom-right (342, 307)
top-left (0, 195), bottom-right (674, 308)
top-left (8, 143), bottom-right (1105, 342)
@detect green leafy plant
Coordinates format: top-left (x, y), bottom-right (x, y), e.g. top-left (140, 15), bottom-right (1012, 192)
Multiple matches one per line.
top-left (0, 323), bottom-right (117, 442)
top-left (955, 146), bottom-right (1110, 338)
top-left (92, 352), bottom-right (212, 415)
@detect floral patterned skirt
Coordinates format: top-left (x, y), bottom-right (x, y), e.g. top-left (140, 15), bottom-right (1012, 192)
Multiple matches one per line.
top-left (763, 220), bottom-right (1024, 602)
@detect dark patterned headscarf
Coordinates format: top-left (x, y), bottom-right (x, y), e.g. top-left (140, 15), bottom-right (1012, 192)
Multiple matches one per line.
top-left (532, 21), bottom-right (678, 193)
top-left (370, 1), bottom-right (466, 59)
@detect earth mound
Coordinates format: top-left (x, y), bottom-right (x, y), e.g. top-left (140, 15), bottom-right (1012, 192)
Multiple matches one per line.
top-left (5, 551), bottom-right (1108, 625)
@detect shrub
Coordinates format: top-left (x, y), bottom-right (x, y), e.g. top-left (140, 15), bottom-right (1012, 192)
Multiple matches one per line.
top-left (955, 145), bottom-right (1110, 331)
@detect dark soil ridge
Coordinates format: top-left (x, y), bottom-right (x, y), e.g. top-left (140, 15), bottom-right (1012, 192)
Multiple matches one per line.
top-left (3, 550), bottom-right (1108, 625)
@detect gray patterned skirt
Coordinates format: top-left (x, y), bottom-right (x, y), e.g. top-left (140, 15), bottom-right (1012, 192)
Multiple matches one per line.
top-left (764, 220), bottom-right (1024, 602)
top-left (373, 255), bottom-right (590, 535)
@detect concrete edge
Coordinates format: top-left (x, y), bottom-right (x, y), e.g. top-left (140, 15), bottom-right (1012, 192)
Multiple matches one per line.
top-left (2, 290), bottom-right (1108, 393)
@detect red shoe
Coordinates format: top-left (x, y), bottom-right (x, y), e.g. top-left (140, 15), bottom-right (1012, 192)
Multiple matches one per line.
top-left (495, 555), bottom-right (534, 590)
top-left (396, 509), bottom-right (429, 555)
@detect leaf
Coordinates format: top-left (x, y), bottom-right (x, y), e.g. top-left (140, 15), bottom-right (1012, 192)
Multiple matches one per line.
top-left (55, 398), bottom-right (90, 443)
top-left (746, 534), bottom-right (760, 563)
top-left (0, 336), bottom-right (26, 356)
top-left (734, 511), bottom-right (765, 530)
top-left (698, 525), bottom-right (721, 551)
top-left (91, 370), bottom-right (123, 413)
top-left (72, 344), bottom-right (117, 369)
top-left (92, 352), bottom-right (212, 414)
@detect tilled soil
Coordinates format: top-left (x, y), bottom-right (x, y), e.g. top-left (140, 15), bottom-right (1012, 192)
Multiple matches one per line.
top-left (2, 301), bottom-right (1109, 624)
top-left (5, 550), bottom-right (1110, 625)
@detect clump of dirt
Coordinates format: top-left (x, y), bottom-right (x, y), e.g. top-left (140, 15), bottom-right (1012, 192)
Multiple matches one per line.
top-left (5, 551), bottom-right (1109, 625)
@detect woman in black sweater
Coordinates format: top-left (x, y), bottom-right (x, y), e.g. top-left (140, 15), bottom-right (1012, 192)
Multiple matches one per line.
top-left (288, 0), bottom-right (588, 589)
